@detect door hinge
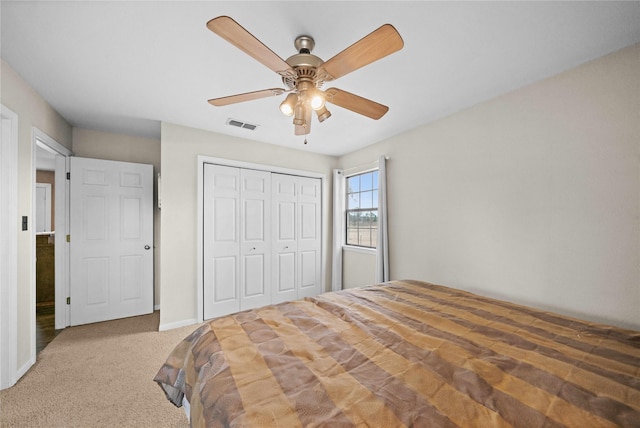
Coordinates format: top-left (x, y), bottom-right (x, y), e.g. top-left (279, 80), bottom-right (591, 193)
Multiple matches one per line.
top-left (66, 234), bottom-right (70, 242)
top-left (66, 172), bottom-right (70, 180)
top-left (66, 297), bottom-right (70, 305)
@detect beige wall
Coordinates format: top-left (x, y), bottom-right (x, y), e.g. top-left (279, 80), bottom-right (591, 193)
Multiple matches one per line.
top-left (1, 59), bottom-right (73, 371)
top-left (72, 128), bottom-right (162, 306)
top-left (159, 123), bottom-right (337, 328)
top-left (342, 248), bottom-right (376, 289)
top-left (339, 44), bottom-right (640, 330)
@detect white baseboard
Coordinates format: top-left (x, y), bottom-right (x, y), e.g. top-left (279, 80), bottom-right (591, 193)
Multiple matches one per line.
top-left (16, 356), bottom-right (36, 384)
top-left (154, 304), bottom-right (160, 311)
top-left (159, 318), bottom-right (198, 332)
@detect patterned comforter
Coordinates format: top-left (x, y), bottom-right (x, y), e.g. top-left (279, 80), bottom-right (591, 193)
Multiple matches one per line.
top-left (155, 280), bottom-right (640, 427)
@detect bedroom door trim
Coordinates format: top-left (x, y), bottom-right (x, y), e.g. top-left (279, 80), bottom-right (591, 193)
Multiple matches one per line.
top-left (33, 127), bottom-right (73, 332)
top-left (0, 105), bottom-right (19, 390)
top-left (196, 155), bottom-right (327, 324)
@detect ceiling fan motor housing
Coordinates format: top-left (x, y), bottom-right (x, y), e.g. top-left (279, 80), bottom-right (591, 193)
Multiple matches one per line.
top-left (283, 35), bottom-right (326, 90)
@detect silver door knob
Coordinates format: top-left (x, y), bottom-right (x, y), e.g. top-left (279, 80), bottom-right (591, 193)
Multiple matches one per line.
top-left (144, 245), bottom-right (151, 250)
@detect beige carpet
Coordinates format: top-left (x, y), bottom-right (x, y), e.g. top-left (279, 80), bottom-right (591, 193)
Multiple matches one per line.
top-left (0, 312), bottom-right (198, 427)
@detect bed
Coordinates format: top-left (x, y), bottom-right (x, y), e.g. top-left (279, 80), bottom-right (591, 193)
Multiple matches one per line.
top-left (154, 280), bottom-right (640, 427)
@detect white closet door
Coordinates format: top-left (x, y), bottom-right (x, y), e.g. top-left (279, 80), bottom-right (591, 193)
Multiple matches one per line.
top-left (204, 165), bottom-right (321, 319)
top-left (272, 174), bottom-right (322, 302)
top-left (239, 169), bottom-right (271, 310)
top-left (271, 174), bottom-right (298, 304)
top-left (297, 176), bottom-right (322, 298)
top-left (203, 165), bottom-right (272, 319)
top-left (203, 164), bottom-right (241, 318)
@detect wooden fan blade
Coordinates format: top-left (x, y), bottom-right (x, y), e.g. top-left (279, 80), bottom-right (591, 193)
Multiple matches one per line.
top-left (208, 88), bottom-right (286, 106)
top-left (295, 105), bottom-right (312, 135)
top-left (325, 88), bottom-right (389, 119)
top-left (207, 16), bottom-right (294, 76)
top-left (320, 24), bottom-right (403, 81)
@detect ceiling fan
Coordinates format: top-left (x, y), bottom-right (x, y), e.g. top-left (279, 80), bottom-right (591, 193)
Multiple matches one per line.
top-left (207, 16), bottom-right (404, 139)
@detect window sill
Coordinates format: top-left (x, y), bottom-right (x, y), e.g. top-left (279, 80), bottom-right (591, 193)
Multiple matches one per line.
top-left (343, 245), bottom-right (376, 255)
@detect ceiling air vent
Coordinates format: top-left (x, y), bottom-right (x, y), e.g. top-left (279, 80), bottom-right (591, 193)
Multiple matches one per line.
top-left (226, 118), bottom-right (258, 131)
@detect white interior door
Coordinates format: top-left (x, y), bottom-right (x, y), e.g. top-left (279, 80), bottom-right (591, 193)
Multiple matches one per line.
top-left (69, 157), bottom-right (153, 326)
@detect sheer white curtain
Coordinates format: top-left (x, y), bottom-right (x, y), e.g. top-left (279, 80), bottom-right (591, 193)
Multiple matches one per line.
top-left (331, 169), bottom-right (345, 291)
top-left (376, 156), bottom-right (390, 283)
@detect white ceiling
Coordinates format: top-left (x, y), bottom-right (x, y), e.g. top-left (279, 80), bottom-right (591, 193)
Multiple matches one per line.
top-left (2, 1), bottom-right (640, 157)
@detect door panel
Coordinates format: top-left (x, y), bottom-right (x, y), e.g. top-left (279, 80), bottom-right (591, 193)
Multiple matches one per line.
top-left (204, 165), bottom-right (241, 318)
top-left (297, 177), bottom-right (322, 298)
top-left (271, 174), bottom-right (298, 304)
top-left (278, 202), bottom-right (295, 240)
top-left (84, 258), bottom-right (108, 305)
top-left (214, 257), bottom-right (237, 302)
top-left (84, 195), bottom-right (107, 240)
top-left (301, 203), bottom-right (317, 239)
top-left (121, 196), bottom-right (142, 240)
top-left (244, 254), bottom-right (265, 296)
top-left (214, 198), bottom-right (237, 242)
top-left (239, 169), bottom-right (271, 310)
top-left (121, 170), bottom-right (143, 187)
top-left (244, 199), bottom-right (265, 241)
top-left (121, 255), bottom-right (143, 300)
top-left (300, 251), bottom-right (317, 287)
top-left (69, 157), bottom-right (153, 326)
top-left (277, 252), bottom-right (296, 293)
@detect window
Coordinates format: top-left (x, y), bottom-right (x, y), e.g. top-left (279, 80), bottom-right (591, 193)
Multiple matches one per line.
top-left (346, 170), bottom-right (378, 248)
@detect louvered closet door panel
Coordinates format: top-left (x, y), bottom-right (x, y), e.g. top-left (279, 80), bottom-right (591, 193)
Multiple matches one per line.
top-left (271, 174), bottom-right (298, 304)
top-left (240, 169), bottom-right (271, 310)
top-left (203, 164), bottom-right (241, 319)
top-left (297, 176), bottom-right (322, 298)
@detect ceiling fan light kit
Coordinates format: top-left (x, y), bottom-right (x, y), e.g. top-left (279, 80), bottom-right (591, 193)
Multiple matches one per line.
top-left (316, 105), bottom-right (331, 123)
top-left (206, 16), bottom-right (404, 140)
top-left (279, 93), bottom-right (297, 116)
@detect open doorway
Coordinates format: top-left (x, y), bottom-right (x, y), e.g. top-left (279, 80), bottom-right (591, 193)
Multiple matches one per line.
top-left (33, 128), bottom-right (72, 354)
top-left (34, 164), bottom-right (57, 352)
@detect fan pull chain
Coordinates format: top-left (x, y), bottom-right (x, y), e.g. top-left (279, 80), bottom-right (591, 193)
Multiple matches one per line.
top-left (304, 136), bottom-right (308, 145)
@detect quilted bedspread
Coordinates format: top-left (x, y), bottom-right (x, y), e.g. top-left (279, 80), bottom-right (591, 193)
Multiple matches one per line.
top-left (155, 280), bottom-right (640, 427)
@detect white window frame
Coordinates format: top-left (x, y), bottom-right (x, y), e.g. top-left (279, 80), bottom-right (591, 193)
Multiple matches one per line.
top-left (344, 168), bottom-right (379, 250)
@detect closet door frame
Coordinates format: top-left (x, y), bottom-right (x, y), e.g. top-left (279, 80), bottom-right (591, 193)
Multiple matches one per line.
top-left (196, 155), bottom-right (326, 323)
